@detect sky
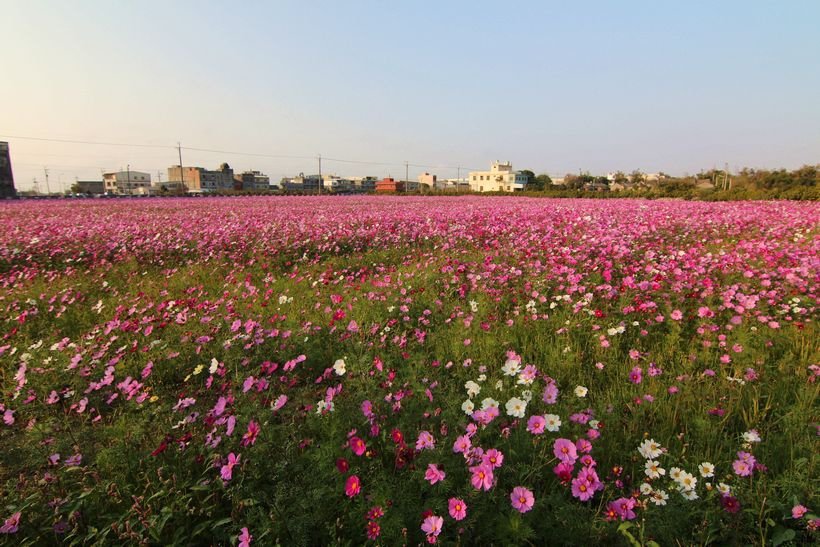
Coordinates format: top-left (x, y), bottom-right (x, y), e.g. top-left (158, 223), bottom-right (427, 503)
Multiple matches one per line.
top-left (2, 0), bottom-right (819, 191)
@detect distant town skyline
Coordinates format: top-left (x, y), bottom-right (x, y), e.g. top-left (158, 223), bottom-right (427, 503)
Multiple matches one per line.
top-left (2, 1), bottom-right (819, 191)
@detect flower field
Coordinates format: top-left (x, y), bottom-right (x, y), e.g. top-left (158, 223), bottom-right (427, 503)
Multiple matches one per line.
top-left (0, 196), bottom-right (817, 545)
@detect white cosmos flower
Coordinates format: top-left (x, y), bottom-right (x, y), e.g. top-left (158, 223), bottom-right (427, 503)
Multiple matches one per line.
top-left (461, 399), bottom-right (475, 415)
top-left (333, 359), bottom-right (347, 376)
top-left (501, 358), bottom-right (521, 376)
top-left (464, 380), bottom-right (481, 398)
top-left (505, 397), bottom-right (527, 418)
top-left (574, 385), bottom-right (588, 398)
top-left (481, 398), bottom-right (499, 410)
top-left (644, 460), bottom-right (665, 479)
top-left (698, 462), bottom-right (715, 478)
top-left (638, 439), bottom-right (663, 459)
top-left (544, 414), bottom-right (562, 432)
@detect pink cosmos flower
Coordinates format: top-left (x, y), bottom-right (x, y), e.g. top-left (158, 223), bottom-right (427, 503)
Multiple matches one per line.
top-left (272, 394), bottom-right (287, 411)
top-left (553, 438), bottom-right (578, 465)
top-left (345, 475), bottom-right (361, 497)
top-left (349, 436), bottom-right (367, 456)
top-left (0, 511), bottom-right (21, 534)
top-left (469, 463), bottom-right (494, 491)
top-left (732, 451), bottom-right (756, 477)
top-left (453, 434), bottom-right (472, 454)
top-left (238, 527), bottom-right (252, 547)
top-left (220, 452), bottom-right (240, 481)
top-left (448, 497), bottom-right (467, 521)
top-left (416, 430), bottom-right (435, 451)
top-left (526, 415), bottom-right (546, 435)
top-left (542, 382), bottom-right (559, 404)
top-left (629, 366), bottom-right (643, 384)
top-left (571, 467), bottom-right (601, 501)
top-left (671, 309), bottom-right (683, 321)
top-left (424, 464), bottom-right (446, 485)
top-left (792, 504), bottom-right (808, 519)
top-left (421, 515), bottom-right (444, 540)
top-left (510, 486), bottom-right (534, 513)
top-left (482, 448), bottom-right (504, 469)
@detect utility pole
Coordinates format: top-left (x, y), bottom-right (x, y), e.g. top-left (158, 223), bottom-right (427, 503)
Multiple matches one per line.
top-left (178, 142), bottom-right (185, 191)
top-left (127, 164), bottom-right (131, 196)
top-left (405, 161), bottom-right (409, 191)
top-left (457, 166), bottom-right (461, 194)
top-left (318, 153), bottom-right (322, 194)
top-left (44, 167), bottom-right (51, 195)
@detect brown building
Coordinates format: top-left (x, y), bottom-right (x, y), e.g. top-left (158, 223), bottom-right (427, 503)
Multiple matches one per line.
top-left (375, 177), bottom-right (404, 193)
top-left (167, 163), bottom-right (234, 193)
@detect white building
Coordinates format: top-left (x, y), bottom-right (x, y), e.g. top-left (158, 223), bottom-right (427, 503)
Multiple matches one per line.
top-left (468, 161), bottom-right (527, 192)
top-left (103, 170), bottom-right (152, 195)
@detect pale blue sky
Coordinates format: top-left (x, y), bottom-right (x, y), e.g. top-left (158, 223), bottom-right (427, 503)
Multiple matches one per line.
top-left (2, 0), bottom-right (818, 190)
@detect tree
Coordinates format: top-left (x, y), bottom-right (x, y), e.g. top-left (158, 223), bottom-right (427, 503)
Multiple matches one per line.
top-left (70, 183), bottom-right (81, 194)
top-left (520, 170), bottom-right (537, 189)
top-left (535, 174), bottom-right (552, 190)
top-left (630, 170), bottom-right (646, 184)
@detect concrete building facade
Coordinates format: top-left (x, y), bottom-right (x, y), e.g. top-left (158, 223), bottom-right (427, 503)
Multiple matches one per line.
top-left (103, 170), bottom-right (152, 195)
top-left (468, 161), bottom-right (527, 192)
top-left (167, 163), bottom-right (234, 193)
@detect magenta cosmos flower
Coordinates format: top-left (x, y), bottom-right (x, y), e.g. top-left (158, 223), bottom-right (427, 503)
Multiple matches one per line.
top-left (510, 486), bottom-right (535, 513)
top-left (629, 366), bottom-right (643, 384)
top-left (349, 436), bottom-right (367, 456)
top-left (526, 415), bottom-right (546, 435)
top-left (345, 475), bottom-right (361, 497)
top-left (448, 498), bottom-right (467, 521)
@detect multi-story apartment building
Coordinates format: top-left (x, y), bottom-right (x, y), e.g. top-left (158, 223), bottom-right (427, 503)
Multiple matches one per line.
top-left (234, 170), bottom-right (272, 191)
top-left (0, 142), bottom-right (16, 198)
top-left (468, 161), bottom-right (527, 192)
top-left (167, 163), bottom-right (234, 193)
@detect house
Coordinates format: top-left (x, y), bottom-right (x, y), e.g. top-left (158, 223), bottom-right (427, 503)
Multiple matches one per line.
top-left (280, 174), bottom-right (323, 193)
top-left (376, 177), bottom-right (404, 193)
top-left (418, 172), bottom-right (436, 190)
top-left (103, 170), bottom-right (152, 195)
top-left (468, 161), bottom-right (527, 192)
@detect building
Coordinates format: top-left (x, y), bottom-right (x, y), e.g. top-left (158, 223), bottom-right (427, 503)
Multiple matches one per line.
top-left (0, 142), bottom-right (17, 198)
top-left (167, 163), bottom-right (234, 193)
top-left (280, 173), bottom-right (323, 193)
top-left (468, 161), bottom-right (527, 192)
top-left (103, 170), bottom-right (152, 195)
top-left (75, 180), bottom-right (104, 194)
top-left (418, 173), bottom-right (437, 188)
top-left (375, 177), bottom-right (404, 193)
top-left (234, 170), bottom-right (272, 191)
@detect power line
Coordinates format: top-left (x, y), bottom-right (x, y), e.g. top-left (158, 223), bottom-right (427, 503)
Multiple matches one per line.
top-left (2, 133), bottom-right (481, 176)
top-left (180, 146), bottom-right (314, 160)
top-left (0, 134), bottom-right (172, 149)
